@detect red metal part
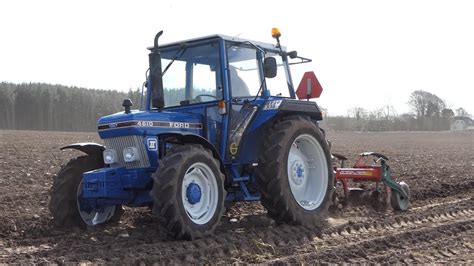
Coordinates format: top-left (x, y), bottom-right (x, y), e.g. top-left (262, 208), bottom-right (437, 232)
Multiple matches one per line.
top-left (336, 167), bottom-right (382, 197)
top-left (334, 154), bottom-right (384, 198)
top-left (296, 71), bottom-right (323, 100)
top-left (336, 167), bottom-right (382, 182)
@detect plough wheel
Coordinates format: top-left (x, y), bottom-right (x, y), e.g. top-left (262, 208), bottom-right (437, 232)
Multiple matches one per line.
top-left (390, 181), bottom-right (410, 211)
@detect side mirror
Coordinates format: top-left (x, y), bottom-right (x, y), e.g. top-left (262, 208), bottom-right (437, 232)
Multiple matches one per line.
top-left (287, 51), bottom-right (297, 59)
top-left (264, 57), bottom-right (277, 78)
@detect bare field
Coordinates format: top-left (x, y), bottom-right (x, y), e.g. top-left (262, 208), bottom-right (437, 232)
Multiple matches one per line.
top-left (0, 130), bottom-right (473, 264)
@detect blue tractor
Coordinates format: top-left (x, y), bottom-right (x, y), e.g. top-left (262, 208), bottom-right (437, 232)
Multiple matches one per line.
top-left (49, 29), bottom-right (334, 240)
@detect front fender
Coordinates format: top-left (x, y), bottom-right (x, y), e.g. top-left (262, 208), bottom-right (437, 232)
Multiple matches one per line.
top-left (61, 142), bottom-right (105, 159)
top-left (159, 133), bottom-right (227, 182)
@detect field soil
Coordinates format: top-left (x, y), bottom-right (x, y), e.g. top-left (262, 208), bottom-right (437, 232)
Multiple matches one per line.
top-left (0, 130), bottom-right (473, 264)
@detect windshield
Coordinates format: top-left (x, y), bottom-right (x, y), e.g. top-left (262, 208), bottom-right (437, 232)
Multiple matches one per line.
top-left (160, 41), bottom-right (222, 107)
top-left (227, 44), bottom-right (262, 98)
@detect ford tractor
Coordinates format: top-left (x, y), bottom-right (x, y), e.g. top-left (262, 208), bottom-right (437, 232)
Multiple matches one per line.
top-left (49, 28), bottom-right (334, 240)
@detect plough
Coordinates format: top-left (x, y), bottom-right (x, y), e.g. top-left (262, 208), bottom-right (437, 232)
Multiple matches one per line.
top-left (332, 152), bottom-right (410, 211)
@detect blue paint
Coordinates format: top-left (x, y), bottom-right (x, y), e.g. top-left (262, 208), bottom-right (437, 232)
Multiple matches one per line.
top-left (296, 165), bottom-right (304, 178)
top-left (186, 183), bottom-right (202, 205)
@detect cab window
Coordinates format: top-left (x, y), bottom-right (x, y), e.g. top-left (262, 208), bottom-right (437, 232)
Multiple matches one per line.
top-left (161, 42), bottom-right (221, 107)
top-left (227, 45), bottom-right (261, 98)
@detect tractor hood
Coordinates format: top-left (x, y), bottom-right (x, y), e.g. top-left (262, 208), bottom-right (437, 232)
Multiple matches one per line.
top-left (97, 110), bottom-right (203, 139)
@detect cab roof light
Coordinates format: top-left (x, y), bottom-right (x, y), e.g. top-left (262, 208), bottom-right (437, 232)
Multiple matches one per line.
top-left (271, 28), bottom-right (281, 39)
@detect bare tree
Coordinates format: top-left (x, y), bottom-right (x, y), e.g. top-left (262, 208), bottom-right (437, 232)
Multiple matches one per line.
top-left (408, 90), bottom-right (446, 130)
top-left (408, 90), bottom-right (445, 118)
top-left (442, 108), bottom-right (455, 118)
top-left (347, 107), bottom-right (368, 131)
top-left (348, 106), bottom-right (367, 120)
top-left (455, 107), bottom-right (471, 117)
top-left (382, 105), bottom-right (397, 120)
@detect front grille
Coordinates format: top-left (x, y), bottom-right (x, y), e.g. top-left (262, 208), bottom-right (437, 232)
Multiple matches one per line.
top-left (104, 135), bottom-right (150, 169)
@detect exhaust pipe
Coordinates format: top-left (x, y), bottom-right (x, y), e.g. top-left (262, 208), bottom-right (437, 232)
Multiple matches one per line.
top-left (148, 31), bottom-right (165, 109)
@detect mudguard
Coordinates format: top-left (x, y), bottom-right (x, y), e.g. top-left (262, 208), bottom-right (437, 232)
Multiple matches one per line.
top-left (278, 99), bottom-right (323, 121)
top-left (60, 142), bottom-right (105, 158)
top-left (159, 133), bottom-right (227, 181)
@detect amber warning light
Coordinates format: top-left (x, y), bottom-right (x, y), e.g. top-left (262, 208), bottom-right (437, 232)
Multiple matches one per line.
top-left (296, 71), bottom-right (323, 100)
top-left (271, 27), bottom-right (281, 38)
top-left (218, 100), bottom-right (226, 115)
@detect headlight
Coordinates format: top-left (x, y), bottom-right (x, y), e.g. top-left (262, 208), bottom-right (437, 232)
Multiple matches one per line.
top-left (123, 147), bottom-right (140, 162)
top-left (103, 149), bottom-right (117, 164)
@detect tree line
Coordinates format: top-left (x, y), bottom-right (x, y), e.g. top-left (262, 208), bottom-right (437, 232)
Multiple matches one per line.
top-left (0, 82), bottom-right (142, 132)
top-left (321, 90), bottom-right (471, 131)
top-left (0, 82), bottom-right (211, 132)
top-left (0, 83), bottom-right (470, 132)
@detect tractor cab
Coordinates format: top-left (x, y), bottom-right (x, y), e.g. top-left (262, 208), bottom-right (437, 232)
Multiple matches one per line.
top-left (147, 31), bottom-right (299, 109)
top-left (143, 29), bottom-right (320, 162)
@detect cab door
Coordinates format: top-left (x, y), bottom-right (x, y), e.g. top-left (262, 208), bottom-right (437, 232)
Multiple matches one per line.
top-left (224, 43), bottom-right (264, 161)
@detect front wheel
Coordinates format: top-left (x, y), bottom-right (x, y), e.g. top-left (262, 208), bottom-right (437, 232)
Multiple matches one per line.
top-left (256, 116), bottom-right (334, 226)
top-left (49, 155), bottom-right (123, 228)
top-left (151, 144), bottom-right (225, 240)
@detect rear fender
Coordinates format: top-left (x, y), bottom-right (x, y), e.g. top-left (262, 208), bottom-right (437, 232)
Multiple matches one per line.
top-left (60, 142), bottom-right (105, 160)
top-left (277, 99), bottom-right (323, 121)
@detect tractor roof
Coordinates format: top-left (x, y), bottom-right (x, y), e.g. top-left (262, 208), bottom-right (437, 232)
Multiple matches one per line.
top-left (148, 34), bottom-right (284, 53)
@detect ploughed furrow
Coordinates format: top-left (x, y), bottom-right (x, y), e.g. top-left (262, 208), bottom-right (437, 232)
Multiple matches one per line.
top-left (231, 199), bottom-right (474, 263)
top-left (2, 131), bottom-right (473, 263)
top-left (271, 215), bottom-right (473, 264)
top-left (330, 188), bottom-right (474, 224)
top-left (355, 230), bottom-right (473, 264)
top-left (410, 179), bottom-right (474, 201)
top-left (3, 193), bottom-right (473, 264)
top-left (172, 202), bottom-right (474, 264)
top-left (19, 198), bottom-right (471, 264)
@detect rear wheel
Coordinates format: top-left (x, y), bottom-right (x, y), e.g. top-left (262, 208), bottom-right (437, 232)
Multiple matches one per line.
top-left (151, 144), bottom-right (225, 240)
top-left (256, 116), bottom-right (334, 226)
top-left (49, 155), bottom-right (123, 228)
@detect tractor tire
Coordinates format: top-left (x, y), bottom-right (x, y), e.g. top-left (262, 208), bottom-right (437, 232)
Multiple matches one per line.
top-left (49, 155), bottom-right (123, 228)
top-left (256, 116), bottom-right (334, 227)
top-left (151, 144), bottom-right (226, 240)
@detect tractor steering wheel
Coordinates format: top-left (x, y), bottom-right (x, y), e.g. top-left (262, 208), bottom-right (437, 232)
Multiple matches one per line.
top-left (194, 94), bottom-right (217, 103)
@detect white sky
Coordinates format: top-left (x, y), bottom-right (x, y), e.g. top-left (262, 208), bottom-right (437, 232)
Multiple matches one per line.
top-left (1, 0), bottom-right (473, 116)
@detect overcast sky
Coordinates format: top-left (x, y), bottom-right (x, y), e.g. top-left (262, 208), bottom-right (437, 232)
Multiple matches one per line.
top-left (1, 0), bottom-right (473, 116)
